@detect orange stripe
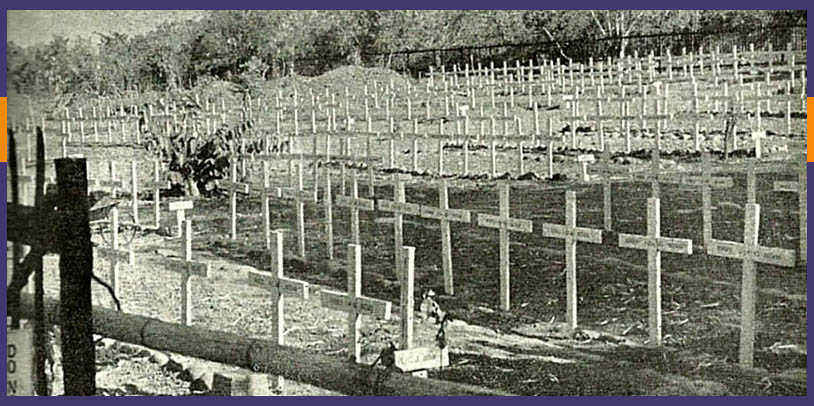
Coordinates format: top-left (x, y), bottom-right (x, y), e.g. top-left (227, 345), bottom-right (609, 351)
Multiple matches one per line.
top-left (808, 98), bottom-right (813, 162)
top-left (0, 97), bottom-right (7, 163)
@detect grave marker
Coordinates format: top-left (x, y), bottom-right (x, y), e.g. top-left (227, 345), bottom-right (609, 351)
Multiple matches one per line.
top-left (419, 180), bottom-right (472, 295)
top-left (220, 159), bottom-right (249, 240)
top-left (618, 198), bottom-right (693, 346)
top-left (169, 200), bottom-right (194, 238)
top-left (541, 191), bottom-right (603, 333)
top-left (336, 172), bottom-right (375, 246)
top-left (477, 184), bottom-right (533, 311)
top-left (279, 161), bottom-right (318, 258)
top-left (705, 204), bottom-right (796, 367)
top-left (94, 207), bottom-right (134, 304)
top-left (320, 244), bottom-right (392, 363)
top-left (165, 219), bottom-right (211, 326)
top-left (377, 174), bottom-right (421, 279)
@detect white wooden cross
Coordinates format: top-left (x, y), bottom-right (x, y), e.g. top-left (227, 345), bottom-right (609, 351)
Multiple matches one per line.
top-left (618, 198), bottom-right (693, 346)
top-left (377, 174), bottom-right (421, 280)
top-left (94, 206), bottom-right (134, 306)
top-left (541, 191), bottom-right (603, 333)
top-left (146, 160), bottom-right (170, 230)
top-left (419, 179), bottom-right (471, 295)
top-left (248, 230), bottom-right (310, 345)
top-left (706, 203), bottom-right (796, 367)
top-left (220, 161), bottom-right (250, 240)
top-left (395, 246), bottom-right (450, 377)
top-left (165, 219), bottom-right (211, 326)
top-left (320, 244), bottom-right (392, 363)
top-left (278, 161), bottom-right (318, 258)
top-left (169, 200), bottom-right (194, 238)
top-left (477, 184), bottom-right (533, 311)
top-left (335, 172), bottom-right (374, 246)
top-left (685, 151), bottom-right (734, 248)
top-left (258, 160), bottom-right (282, 251)
top-left (772, 154), bottom-right (806, 264)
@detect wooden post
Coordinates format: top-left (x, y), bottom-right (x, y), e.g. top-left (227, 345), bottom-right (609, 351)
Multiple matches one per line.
top-left (320, 244), bottom-right (392, 363)
top-left (541, 191), bottom-right (603, 333)
top-left (618, 198), bottom-right (693, 346)
top-left (166, 220), bottom-right (211, 326)
top-left (324, 166), bottom-right (334, 260)
top-left (476, 184), bottom-right (533, 311)
top-left (95, 207), bottom-right (133, 306)
top-left (419, 180), bottom-right (471, 295)
top-left (401, 246), bottom-right (416, 349)
top-left (55, 158), bottom-right (96, 395)
top-left (131, 160), bottom-right (139, 225)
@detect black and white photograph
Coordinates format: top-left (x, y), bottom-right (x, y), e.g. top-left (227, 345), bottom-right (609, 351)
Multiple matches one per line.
top-left (5, 9), bottom-right (808, 396)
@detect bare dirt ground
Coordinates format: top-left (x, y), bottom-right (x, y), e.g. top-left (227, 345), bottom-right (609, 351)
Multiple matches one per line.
top-left (6, 66), bottom-right (807, 396)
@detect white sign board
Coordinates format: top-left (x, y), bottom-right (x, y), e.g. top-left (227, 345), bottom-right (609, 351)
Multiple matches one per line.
top-left (7, 322), bottom-right (35, 396)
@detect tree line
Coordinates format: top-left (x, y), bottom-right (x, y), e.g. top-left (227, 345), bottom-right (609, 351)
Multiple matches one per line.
top-left (7, 10), bottom-right (806, 97)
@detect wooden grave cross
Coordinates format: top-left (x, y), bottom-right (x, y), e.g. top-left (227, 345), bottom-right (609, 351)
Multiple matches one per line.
top-left (165, 219), bottom-right (211, 326)
top-left (705, 203), bottom-right (796, 367)
top-left (377, 174), bottom-right (421, 279)
top-left (248, 230), bottom-right (310, 345)
top-left (618, 198), bottom-right (693, 346)
top-left (320, 244), bottom-right (392, 363)
top-left (169, 200), bottom-right (194, 238)
top-left (221, 160), bottom-right (251, 240)
top-left (146, 160), bottom-right (170, 230)
top-left (477, 183), bottom-right (533, 311)
top-left (772, 154), bottom-right (806, 263)
top-left (394, 246), bottom-right (450, 377)
top-left (684, 151), bottom-right (734, 249)
top-left (258, 160), bottom-right (283, 251)
top-left (419, 179), bottom-right (472, 295)
top-left (94, 206), bottom-right (135, 304)
top-left (541, 191), bottom-right (603, 333)
top-left (335, 172), bottom-right (375, 246)
top-left (278, 161), bottom-right (318, 258)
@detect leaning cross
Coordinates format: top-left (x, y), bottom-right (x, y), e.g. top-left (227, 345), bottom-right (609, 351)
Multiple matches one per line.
top-left (705, 203), bottom-right (796, 367)
top-left (477, 183), bottom-right (533, 311)
top-left (618, 198), bottom-right (693, 346)
top-left (221, 160), bottom-right (250, 240)
top-left (542, 191), bottom-right (603, 333)
top-left (335, 172), bottom-right (375, 246)
top-left (165, 219), bottom-right (211, 326)
top-left (320, 244), bottom-right (392, 363)
top-left (419, 179), bottom-right (471, 295)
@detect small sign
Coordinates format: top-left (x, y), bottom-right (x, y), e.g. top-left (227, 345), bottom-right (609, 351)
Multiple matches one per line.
top-left (169, 200), bottom-right (194, 211)
top-left (378, 200), bottom-right (420, 216)
top-left (7, 321), bottom-right (36, 396)
top-left (395, 346), bottom-right (450, 373)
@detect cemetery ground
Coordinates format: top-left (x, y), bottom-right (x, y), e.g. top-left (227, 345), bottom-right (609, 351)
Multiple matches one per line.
top-left (8, 66), bottom-right (807, 396)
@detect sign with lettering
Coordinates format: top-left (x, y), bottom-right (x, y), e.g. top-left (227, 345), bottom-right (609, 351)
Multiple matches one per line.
top-left (478, 214), bottom-right (533, 233)
top-left (378, 199), bottom-right (420, 216)
top-left (394, 346), bottom-right (450, 373)
top-left (7, 322), bottom-right (35, 396)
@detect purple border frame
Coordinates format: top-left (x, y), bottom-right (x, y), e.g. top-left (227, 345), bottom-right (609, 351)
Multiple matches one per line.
top-left (0, 3), bottom-right (810, 402)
